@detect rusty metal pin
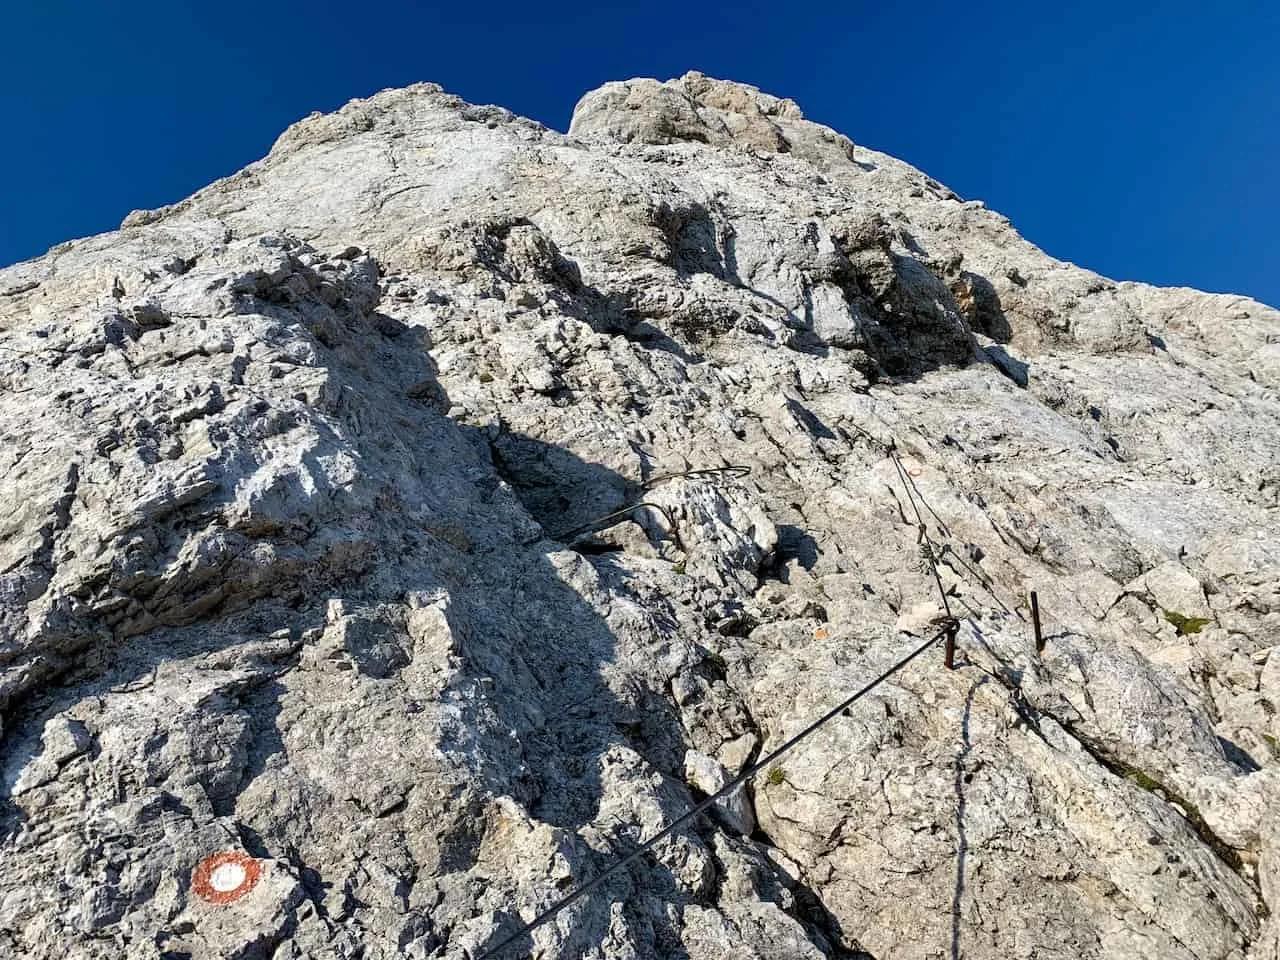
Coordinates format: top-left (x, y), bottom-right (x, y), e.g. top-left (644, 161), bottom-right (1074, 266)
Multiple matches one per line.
top-left (1030, 590), bottom-right (1044, 653)
top-left (944, 621), bottom-right (958, 670)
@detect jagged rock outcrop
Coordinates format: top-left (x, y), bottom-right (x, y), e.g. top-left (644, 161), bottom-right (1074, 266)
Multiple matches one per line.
top-left (1, 71), bottom-right (1278, 960)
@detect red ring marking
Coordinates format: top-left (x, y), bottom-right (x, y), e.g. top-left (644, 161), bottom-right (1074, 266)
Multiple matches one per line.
top-left (908, 467), bottom-right (922, 478)
top-left (192, 851), bottom-right (262, 905)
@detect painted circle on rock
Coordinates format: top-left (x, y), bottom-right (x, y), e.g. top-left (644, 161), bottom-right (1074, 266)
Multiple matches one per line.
top-left (192, 851), bottom-right (261, 905)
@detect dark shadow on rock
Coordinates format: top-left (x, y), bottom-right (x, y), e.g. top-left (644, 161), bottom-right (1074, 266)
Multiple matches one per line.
top-left (749, 834), bottom-right (874, 958)
top-left (982, 345), bottom-right (1029, 388)
top-left (212, 676), bottom-right (288, 819)
top-left (954, 271), bottom-right (1012, 343)
top-left (663, 202), bottom-right (726, 281)
top-left (872, 255), bottom-right (974, 376)
top-left (1218, 736), bottom-right (1262, 774)
top-left (836, 233), bottom-right (1021, 384)
top-left (791, 883), bottom-right (872, 959)
top-left (476, 429), bottom-right (690, 798)
top-left (472, 912), bottom-right (537, 960)
top-left (487, 430), bottom-right (633, 539)
top-left (786, 398), bottom-right (838, 442)
top-left (899, 230), bottom-right (929, 259)
top-left (773, 525), bottom-right (821, 572)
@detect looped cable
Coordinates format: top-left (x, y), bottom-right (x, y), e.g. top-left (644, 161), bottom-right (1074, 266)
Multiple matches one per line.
top-left (554, 501), bottom-right (680, 546)
top-left (552, 466), bottom-right (752, 550)
top-left (641, 464), bottom-right (752, 489)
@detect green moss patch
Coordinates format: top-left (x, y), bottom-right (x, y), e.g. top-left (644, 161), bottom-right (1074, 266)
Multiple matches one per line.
top-left (1163, 610), bottom-right (1211, 636)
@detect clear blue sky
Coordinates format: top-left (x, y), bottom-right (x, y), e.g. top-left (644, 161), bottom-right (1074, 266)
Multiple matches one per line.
top-left (3, 2), bottom-right (1277, 306)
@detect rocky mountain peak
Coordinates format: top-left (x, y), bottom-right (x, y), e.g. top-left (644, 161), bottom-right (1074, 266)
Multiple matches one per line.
top-left (569, 71), bottom-right (807, 153)
top-left (1, 75), bottom-right (1278, 960)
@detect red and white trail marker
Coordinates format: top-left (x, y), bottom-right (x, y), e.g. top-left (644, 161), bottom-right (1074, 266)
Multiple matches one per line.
top-left (192, 851), bottom-right (262, 905)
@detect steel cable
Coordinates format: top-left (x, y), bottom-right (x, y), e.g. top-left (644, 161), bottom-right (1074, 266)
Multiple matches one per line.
top-left (552, 465), bottom-right (753, 546)
top-left (472, 624), bottom-right (951, 960)
top-left (889, 449), bottom-right (953, 618)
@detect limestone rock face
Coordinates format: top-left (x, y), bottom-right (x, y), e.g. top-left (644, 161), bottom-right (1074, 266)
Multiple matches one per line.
top-left (1, 72), bottom-right (1278, 960)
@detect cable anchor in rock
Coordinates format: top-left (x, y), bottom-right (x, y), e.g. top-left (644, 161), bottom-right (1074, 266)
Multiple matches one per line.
top-left (1030, 590), bottom-right (1044, 654)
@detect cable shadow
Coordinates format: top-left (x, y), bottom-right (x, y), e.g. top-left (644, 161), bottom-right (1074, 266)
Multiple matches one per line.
top-left (952, 676), bottom-right (989, 960)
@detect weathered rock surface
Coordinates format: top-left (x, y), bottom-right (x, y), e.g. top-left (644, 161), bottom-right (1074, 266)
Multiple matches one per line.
top-left (1, 70), bottom-right (1277, 959)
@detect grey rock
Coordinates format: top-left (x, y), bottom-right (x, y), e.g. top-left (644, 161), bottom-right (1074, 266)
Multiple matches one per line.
top-left (1, 72), bottom-right (1278, 960)
top-left (684, 749), bottom-right (755, 836)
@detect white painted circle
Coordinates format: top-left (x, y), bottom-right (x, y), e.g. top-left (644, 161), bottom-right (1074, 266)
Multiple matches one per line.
top-left (209, 862), bottom-right (248, 893)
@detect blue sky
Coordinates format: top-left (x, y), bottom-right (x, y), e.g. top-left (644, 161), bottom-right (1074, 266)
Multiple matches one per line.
top-left (2, 2), bottom-right (1277, 306)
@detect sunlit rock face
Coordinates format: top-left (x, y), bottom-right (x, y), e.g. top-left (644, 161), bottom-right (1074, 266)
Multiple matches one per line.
top-left (1, 70), bottom-right (1278, 960)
